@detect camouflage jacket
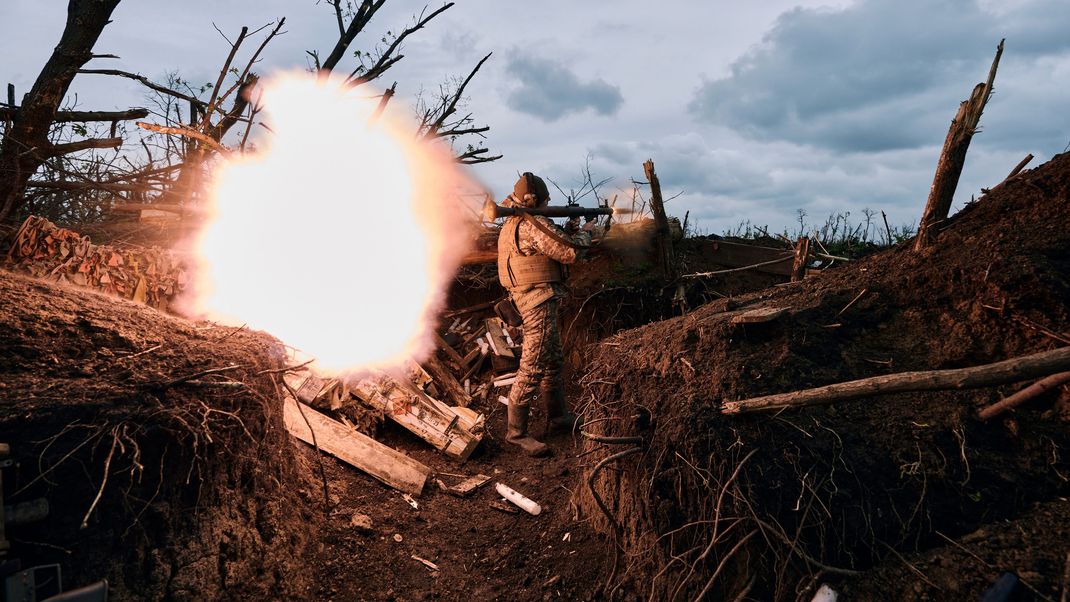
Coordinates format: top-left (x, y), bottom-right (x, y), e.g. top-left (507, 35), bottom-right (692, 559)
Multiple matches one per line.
top-left (503, 215), bottom-right (591, 312)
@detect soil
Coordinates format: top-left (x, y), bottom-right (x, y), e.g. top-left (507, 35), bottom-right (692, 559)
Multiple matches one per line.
top-left (1, 152), bottom-right (1067, 601)
top-left (573, 152), bottom-right (1070, 600)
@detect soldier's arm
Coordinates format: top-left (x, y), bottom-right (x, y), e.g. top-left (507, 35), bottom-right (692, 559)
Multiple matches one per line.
top-left (526, 216), bottom-right (588, 264)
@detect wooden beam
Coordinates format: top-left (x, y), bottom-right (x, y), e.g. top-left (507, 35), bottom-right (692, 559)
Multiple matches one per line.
top-left (723, 345), bottom-right (1070, 414)
top-left (283, 396), bottom-right (431, 495)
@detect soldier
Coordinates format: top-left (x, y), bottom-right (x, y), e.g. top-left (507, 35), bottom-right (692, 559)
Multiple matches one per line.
top-left (497, 172), bottom-right (591, 456)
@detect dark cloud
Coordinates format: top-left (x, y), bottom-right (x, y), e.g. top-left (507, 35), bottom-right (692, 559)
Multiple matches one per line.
top-left (504, 53), bottom-right (623, 121)
top-left (689, 0), bottom-right (1070, 153)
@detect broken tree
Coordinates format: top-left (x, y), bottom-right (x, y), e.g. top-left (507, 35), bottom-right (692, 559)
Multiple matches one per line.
top-left (0, 0), bottom-right (123, 223)
top-left (914, 39), bottom-right (1004, 251)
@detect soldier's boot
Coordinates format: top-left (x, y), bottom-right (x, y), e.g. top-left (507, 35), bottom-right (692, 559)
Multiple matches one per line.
top-left (543, 382), bottom-right (580, 433)
top-left (506, 402), bottom-right (549, 457)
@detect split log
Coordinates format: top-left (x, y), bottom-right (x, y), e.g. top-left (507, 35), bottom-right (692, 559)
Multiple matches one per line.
top-left (643, 159), bottom-right (677, 278)
top-left (914, 40), bottom-right (1004, 251)
top-left (977, 371), bottom-right (1070, 420)
top-left (723, 345), bottom-right (1070, 414)
top-left (283, 397), bottom-right (431, 495)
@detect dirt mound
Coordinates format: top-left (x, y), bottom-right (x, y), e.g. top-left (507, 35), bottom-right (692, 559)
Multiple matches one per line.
top-left (0, 271), bottom-right (315, 599)
top-left (574, 153), bottom-right (1070, 599)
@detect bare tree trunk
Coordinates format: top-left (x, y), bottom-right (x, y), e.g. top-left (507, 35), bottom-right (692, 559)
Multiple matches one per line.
top-left (0, 0), bottom-right (122, 223)
top-left (913, 39), bottom-right (1003, 251)
top-left (643, 159), bottom-right (676, 279)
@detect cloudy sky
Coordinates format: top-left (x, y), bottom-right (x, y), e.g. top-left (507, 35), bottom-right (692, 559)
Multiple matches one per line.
top-left (2, 0), bottom-right (1068, 235)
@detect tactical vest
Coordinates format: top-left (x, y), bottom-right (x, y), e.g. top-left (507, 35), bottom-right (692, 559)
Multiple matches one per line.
top-left (497, 217), bottom-right (563, 289)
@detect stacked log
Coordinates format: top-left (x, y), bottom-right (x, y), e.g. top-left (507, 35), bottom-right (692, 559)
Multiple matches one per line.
top-left (5, 215), bottom-right (188, 311)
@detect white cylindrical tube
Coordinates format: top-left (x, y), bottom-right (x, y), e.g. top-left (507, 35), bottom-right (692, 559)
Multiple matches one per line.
top-left (495, 482), bottom-right (541, 515)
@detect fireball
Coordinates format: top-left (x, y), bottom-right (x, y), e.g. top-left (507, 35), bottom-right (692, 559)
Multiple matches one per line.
top-left (190, 72), bottom-right (479, 374)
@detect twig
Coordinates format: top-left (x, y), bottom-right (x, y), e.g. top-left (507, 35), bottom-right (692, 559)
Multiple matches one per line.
top-left (879, 541), bottom-right (942, 592)
top-left (835, 288), bottom-right (868, 318)
top-left (1015, 315), bottom-right (1070, 345)
top-left (280, 378), bottom-right (331, 514)
top-left (936, 531), bottom-right (1054, 602)
top-left (693, 529), bottom-right (759, 601)
top-left (580, 432), bottom-right (644, 445)
top-left (680, 256), bottom-right (793, 279)
top-left (149, 364), bottom-right (242, 389)
top-left (80, 428), bottom-right (118, 529)
top-left (256, 358), bottom-right (316, 376)
top-left (135, 121), bottom-right (229, 154)
top-left (114, 343), bottom-right (163, 361)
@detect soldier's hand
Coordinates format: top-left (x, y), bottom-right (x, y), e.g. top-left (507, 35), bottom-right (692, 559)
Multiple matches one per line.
top-left (564, 216), bottom-right (581, 234)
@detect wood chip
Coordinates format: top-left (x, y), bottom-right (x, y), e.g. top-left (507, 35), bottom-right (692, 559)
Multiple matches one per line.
top-left (411, 554), bottom-right (439, 571)
top-left (489, 500), bottom-right (519, 514)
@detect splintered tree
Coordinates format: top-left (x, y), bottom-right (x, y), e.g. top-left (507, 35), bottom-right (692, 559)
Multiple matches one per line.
top-left (914, 39), bottom-right (1004, 251)
top-left (0, 0), bottom-right (122, 223)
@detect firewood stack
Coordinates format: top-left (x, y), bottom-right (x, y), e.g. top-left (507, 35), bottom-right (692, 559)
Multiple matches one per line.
top-left (5, 215), bottom-right (189, 311)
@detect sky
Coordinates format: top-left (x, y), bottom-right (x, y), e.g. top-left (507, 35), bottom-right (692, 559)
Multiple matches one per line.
top-left (1, 0), bottom-right (1068, 235)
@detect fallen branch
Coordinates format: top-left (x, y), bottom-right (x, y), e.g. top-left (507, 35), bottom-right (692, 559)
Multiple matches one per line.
top-left (0, 107), bottom-right (149, 122)
top-left (723, 346), bottom-right (1070, 414)
top-left (977, 371), bottom-right (1070, 420)
top-left (135, 122), bottom-right (229, 154)
top-left (681, 256), bottom-right (793, 279)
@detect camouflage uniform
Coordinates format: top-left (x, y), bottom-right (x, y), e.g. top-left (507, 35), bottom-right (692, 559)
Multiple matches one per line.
top-left (497, 173), bottom-right (589, 456)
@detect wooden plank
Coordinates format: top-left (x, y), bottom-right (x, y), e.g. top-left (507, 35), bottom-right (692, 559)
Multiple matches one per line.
top-left (350, 374), bottom-right (485, 461)
top-left (442, 473), bottom-right (492, 498)
top-left (484, 318), bottom-right (515, 359)
top-left (283, 397), bottom-right (430, 496)
top-left (731, 307), bottom-right (788, 324)
top-left (697, 239), bottom-right (794, 276)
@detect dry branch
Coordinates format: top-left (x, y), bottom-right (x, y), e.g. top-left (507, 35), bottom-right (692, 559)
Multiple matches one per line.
top-left (48, 137), bottom-right (123, 156)
top-left (135, 122), bottom-right (228, 154)
top-left (0, 107), bottom-right (148, 122)
top-left (977, 371), bottom-right (1070, 420)
top-left (723, 346), bottom-right (1070, 414)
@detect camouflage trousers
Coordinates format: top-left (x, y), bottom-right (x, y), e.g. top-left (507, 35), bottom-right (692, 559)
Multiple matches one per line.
top-left (507, 295), bottom-right (563, 409)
